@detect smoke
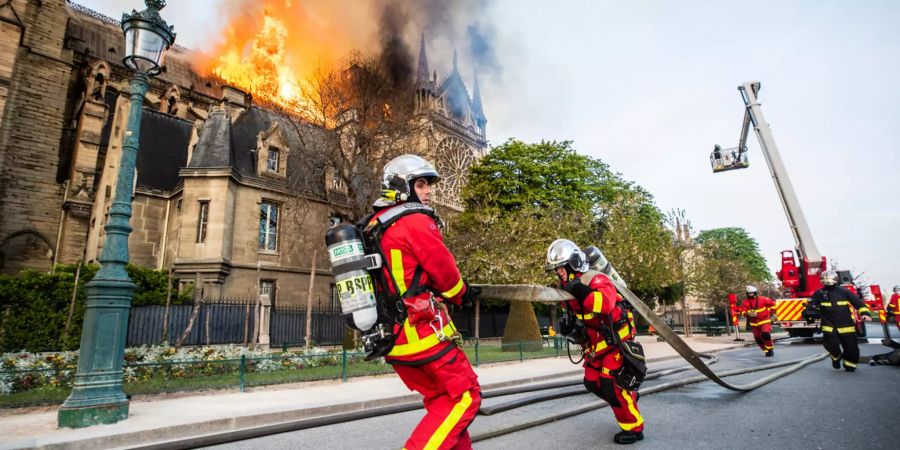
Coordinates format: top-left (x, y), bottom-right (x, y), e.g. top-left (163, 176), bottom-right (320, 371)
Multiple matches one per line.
top-left (466, 21), bottom-right (501, 76)
top-left (378, 2), bottom-right (414, 88)
top-left (377, 0), bottom-right (502, 81)
top-left (195, 0), bottom-right (501, 93)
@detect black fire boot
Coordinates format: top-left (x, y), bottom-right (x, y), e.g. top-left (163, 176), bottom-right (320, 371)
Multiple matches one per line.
top-left (831, 356), bottom-right (842, 369)
top-left (614, 430), bottom-right (644, 445)
top-left (765, 349), bottom-right (774, 357)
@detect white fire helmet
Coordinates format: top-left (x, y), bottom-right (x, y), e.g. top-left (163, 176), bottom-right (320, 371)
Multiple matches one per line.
top-left (378, 154), bottom-right (440, 205)
top-left (894, 285), bottom-right (900, 293)
top-left (545, 239), bottom-right (589, 273)
top-left (745, 285), bottom-right (758, 295)
top-left (820, 270), bottom-right (839, 286)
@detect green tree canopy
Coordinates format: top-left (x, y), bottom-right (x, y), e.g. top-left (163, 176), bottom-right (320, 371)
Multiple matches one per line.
top-left (695, 227), bottom-right (772, 282)
top-left (448, 139), bottom-right (678, 305)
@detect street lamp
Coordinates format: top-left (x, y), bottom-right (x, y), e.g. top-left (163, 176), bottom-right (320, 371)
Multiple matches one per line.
top-left (58, 0), bottom-right (175, 428)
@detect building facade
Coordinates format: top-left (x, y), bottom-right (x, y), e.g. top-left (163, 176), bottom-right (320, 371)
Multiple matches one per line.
top-left (0, 1), bottom-right (487, 307)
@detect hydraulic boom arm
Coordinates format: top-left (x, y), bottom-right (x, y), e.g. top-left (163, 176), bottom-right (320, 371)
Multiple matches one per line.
top-left (714, 81), bottom-right (826, 296)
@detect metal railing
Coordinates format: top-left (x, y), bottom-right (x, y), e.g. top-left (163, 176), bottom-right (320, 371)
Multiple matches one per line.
top-left (0, 339), bottom-right (566, 409)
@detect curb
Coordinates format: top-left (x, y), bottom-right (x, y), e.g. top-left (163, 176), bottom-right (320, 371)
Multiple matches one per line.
top-left (1, 340), bottom-right (760, 450)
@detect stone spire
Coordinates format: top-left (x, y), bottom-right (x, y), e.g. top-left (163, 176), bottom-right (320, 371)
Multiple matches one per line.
top-left (416, 32), bottom-right (429, 87)
top-left (452, 48), bottom-right (459, 74)
top-left (472, 71), bottom-right (485, 119)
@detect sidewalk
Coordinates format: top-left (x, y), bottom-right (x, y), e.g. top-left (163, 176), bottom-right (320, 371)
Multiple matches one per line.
top-left (0, 333), bottom-right (766, 450)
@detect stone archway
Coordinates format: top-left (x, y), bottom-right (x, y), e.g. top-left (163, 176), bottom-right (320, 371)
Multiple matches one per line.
top-left (0, 230), bottom-right (55, 274)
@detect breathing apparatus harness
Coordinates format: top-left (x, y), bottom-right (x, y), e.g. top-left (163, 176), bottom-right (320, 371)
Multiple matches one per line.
top-left (357, 202), bottom-right (447, 360)
top-left (559, 270), bottom-right (645, 389)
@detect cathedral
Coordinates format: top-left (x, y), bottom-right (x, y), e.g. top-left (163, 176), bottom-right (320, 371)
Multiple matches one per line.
top-left (0, 1), bottom-right (487, 307)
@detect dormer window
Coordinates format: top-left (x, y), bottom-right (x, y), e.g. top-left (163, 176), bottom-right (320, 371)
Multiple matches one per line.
top-left (266, 146), bottom-right (280, 173)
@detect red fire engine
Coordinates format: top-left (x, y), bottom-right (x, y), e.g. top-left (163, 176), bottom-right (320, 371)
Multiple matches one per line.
top-left (711, 81), bottom-right (868, 338)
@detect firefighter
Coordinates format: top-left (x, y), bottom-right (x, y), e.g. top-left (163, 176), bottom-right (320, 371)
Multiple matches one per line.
top-left (887, 286), bottom-right (900, 334)
top-left (809, 270), bottom-right (873, 372)
top-left (547, 239), bottom-right (644, 445)
top-left (370, 154), bottom-right (481, 449)
top-left (739, 286), bottom-right (777, 356)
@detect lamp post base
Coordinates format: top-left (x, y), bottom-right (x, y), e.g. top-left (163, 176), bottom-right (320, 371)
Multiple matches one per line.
top-left (58, 401), bottom-right (129, 428)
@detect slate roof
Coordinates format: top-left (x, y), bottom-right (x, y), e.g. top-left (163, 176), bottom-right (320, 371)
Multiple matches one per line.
top-left (136, 108), bottom-right (192, 191)
top-left (65, 2), bottom-right (225, 99)
top-left (187, 107), bottom-right (232, 168)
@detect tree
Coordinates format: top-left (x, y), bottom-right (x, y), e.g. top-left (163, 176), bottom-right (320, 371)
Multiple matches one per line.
top-left (687, 227), bottom-right (772, 308)
top-left (448, 139), bottom-right (679, 342)
top-left (695, 228), bottom-right (772, 283)
top-left (299, 54), bottom-right (424, 222)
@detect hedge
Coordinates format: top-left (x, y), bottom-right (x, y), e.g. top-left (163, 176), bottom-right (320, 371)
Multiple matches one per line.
top-left (0, 264), bottom-right (191, 352)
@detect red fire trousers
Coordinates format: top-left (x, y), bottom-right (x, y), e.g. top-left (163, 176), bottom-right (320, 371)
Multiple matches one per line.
top-left (392, 347), bottom-right (482, 450)
top-left (750, 322), bottom-right (774, 353)
top-left (584, 349), bottom-right (644, 433)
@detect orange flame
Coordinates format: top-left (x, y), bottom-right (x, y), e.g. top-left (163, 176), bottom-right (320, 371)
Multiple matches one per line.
top-left (194, 0), bottom-right (382, 110)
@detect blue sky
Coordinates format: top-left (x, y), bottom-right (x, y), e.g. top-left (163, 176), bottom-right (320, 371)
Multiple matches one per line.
top-left (82, 0), bottom-right (899, 290)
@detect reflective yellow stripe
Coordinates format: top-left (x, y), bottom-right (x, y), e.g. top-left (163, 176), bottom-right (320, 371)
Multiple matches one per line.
top-left (601, 367), bottom-right (612, 375)
top-left (820, 302), bottom-right (833, 307)
top-left (750, 319), bottom-right (772, 326)
top-left (388, 321), bottom-right (456, 357)
top-left (576, 312), bottom-right (595, 320)
top-left (754, 308), bottom-right (769, 313)
top-left (837, 326), bottom-right (856, 334)
top-left (619, 390), bottom-right (643, 431)
top-left (858, 307), bottom-right (870, 313)
top-left (390, 249), bottom-right (407, 294)
top-left (423, 390), bottom-right (473, 450)
top-left (593, 326), bottom-right (630, 353)
top-left (835, 301), bottom-right (850, 306)
top-left (441, 278), bottom-right (464, 299)
top-left (843, 361), bottom-right (857, 368)
top-left (822, 325), bottom-right (834, 332)
top-left (591, 291), bottom-right (604, 313)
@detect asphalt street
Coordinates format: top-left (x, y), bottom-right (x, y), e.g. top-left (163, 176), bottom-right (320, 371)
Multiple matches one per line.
top-left (204, 323), bottom-right (900, 450)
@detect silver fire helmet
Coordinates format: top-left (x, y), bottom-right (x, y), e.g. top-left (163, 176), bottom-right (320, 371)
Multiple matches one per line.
top-left (820, 270), bottom-right (839, 286)
top-left (545, 239), bottom-right (589, 273)
top-left (379, 154), bottom-right (440, 205)
top-left (893, 285), bottom-right (900, 293)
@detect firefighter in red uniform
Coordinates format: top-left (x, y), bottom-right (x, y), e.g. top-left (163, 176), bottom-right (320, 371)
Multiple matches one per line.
top-left (547, 239), bottom-right (644, 445)
top-left (739, 286), bottom-right (777, 356)
top-left (809, 270), bottom-right (872, 372)
top-left (887, 286), bottom-right (900, 334)
top-left (369, 155), bottom-right (481, 450)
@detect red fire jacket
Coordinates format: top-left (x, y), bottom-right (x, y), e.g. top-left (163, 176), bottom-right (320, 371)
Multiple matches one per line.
top-left (888, 293), bottom-right (900, 316)
top-left (564, 272), bottom-right (635, 357)
top-left (372, 206), bottom-right (467, 364)
top-left (740, 296), bottom-right (776, 327)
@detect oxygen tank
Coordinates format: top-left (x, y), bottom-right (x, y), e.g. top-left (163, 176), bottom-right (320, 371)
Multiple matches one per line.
top-left (325, 223), bottom-right (378, 331)
top-left (584, 245), bottom-right (628, 288)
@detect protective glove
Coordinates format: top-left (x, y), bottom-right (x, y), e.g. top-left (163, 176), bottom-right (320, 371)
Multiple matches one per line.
top-left (460, 281), bottom-right (481, 306)
top-left (563, 279), bottom-right (594, 303)
top-left (558, 315), bottom-right (576, 337)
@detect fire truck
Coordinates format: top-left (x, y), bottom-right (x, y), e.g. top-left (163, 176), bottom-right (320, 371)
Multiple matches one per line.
top-left (711, 81), bottom-right (866, 338)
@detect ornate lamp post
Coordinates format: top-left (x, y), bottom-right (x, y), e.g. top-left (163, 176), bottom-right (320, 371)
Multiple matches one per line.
top-left (58, 0), bottom-right (175, 428)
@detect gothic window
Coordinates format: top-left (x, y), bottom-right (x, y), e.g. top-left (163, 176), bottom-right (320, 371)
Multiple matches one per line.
top-left (259, 201), bottom-right (279, 251)
top-left (330, 167), bottom-right (345, 192)
top-left (435, 137), bottom-right (475, 208)
top-left (196, 201), bottom-right (209, 243)
top-left (266, 146), bottom-right (280, 172)
top-left (167, 96), bottom-right (178, 115)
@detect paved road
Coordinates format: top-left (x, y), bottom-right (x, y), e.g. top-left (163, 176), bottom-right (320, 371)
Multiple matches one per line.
top-left (205, 323), bottom-right (899, 449)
